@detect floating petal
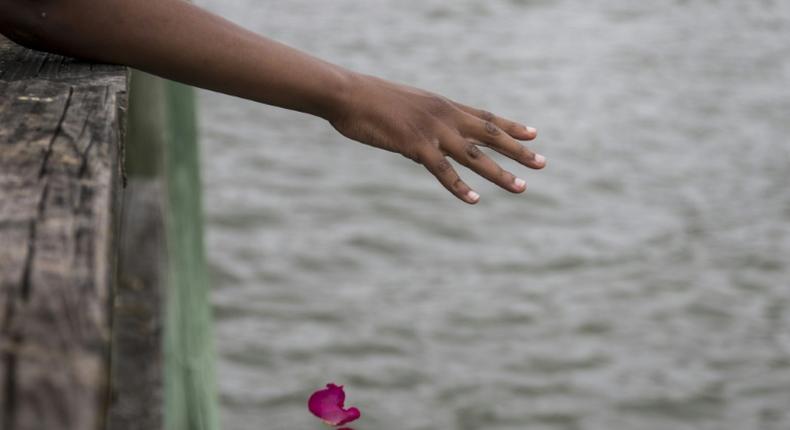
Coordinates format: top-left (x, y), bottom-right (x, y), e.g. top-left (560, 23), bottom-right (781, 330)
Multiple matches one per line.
top-left (308, 383), bottom-right (361, 426)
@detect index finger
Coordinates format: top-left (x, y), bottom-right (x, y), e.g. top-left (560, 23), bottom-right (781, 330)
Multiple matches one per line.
top-left (453, 102), bottom-right (537, 141)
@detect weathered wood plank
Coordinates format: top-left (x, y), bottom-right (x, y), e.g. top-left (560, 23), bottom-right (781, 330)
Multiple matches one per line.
top-left (107, 178), bottom-right (165, 430)
top-left (0, 40), bottom-right (124, 85)
top-left (0, 35), bottom-right (127, 430)
top-left (105, 70), bottom-right (169, 430)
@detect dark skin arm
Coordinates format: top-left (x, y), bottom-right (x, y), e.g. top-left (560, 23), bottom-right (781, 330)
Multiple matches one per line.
top-left (0, 0), bottom-right (545, 204)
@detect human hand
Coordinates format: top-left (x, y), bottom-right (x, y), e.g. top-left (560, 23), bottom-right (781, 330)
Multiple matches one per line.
top-left (328, 73), bottom-right (545, 204)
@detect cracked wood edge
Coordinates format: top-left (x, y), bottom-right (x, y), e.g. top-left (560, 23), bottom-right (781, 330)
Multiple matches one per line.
top-left (0, 35), bottom-right (127, 430)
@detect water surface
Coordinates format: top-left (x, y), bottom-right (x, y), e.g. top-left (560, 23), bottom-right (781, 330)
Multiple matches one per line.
top-left (195, 1), bottom-right (790, 429)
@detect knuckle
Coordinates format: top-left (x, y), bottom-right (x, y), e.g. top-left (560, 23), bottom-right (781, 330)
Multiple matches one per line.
top-left (524, 148), bottom-right (537, 162)
top-left (464, 143), bottom-right (483, 160)
top-left (435, 158), bottom-right (453, 174)
top-left (480, 110), bottom-right (495, 121)
top-left (452, 177), bottom-right (467, 193)
top-left (506, 121), bottom-right (523, 134)
top-left (426, 95), bottom-right (454, 117)
top-left (484, 121), bottom-right (501, 136)
top-left (517, 144), bottom-right (534, 160)
top-left (497, 166), bottom-right (509, 182)
top-left (403, 150), bottom-right (421, 163)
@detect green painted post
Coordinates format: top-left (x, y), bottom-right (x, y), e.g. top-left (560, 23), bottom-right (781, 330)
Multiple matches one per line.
top-left (162, 80), bottom-right (220, 430)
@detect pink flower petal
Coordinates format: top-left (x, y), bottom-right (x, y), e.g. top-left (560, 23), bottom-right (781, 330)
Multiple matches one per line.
top-left (308, 383), bottom-right (361, 426)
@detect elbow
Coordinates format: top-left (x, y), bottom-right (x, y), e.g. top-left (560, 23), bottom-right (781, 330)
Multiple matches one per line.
top-left (0, 0), bottom-right (74, 53)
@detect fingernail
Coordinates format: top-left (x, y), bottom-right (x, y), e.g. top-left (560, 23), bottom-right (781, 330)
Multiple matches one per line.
top-left (526, 126), bottom-right (537, 134)
top-left (534, 154), bottom-right (546, 165)
top-left (467, 191), bottom-right (480, 203)
top-left (514, 177), bottom-right (526, 190)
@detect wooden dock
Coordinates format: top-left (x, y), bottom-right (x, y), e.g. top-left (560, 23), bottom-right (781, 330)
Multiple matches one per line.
top-left (0, 35), bottom-right (218, 430)
top-left (0, 34), bottom-right (127, 430)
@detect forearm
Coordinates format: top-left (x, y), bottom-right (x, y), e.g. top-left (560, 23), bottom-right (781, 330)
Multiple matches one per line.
top-left (1, 0), bottom-right (545, 204)
top-left (0, 0), bottom-right (352, 119)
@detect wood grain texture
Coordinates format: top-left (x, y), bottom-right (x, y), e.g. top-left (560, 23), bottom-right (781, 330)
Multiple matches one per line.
top-left (0, 35), bottom-right (127, 430)
top-left (107, 178), bottom-right (164, 430)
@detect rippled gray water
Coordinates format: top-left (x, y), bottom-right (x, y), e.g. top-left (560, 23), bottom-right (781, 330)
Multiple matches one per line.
top-left (194, 1), bottom-right (790, 429)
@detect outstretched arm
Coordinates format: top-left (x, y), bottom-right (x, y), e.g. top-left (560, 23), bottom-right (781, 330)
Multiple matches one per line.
top-left (0, 0), bottom-right (545, 204)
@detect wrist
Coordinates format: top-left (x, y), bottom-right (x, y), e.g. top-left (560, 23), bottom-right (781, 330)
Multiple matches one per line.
top-left (316, 69), bottom-right (369, 124)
